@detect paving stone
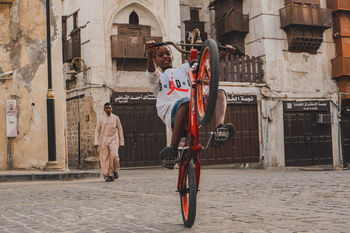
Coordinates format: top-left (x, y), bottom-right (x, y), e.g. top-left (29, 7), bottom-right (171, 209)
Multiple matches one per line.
top-left (0, 169), bottom-right (349, 232)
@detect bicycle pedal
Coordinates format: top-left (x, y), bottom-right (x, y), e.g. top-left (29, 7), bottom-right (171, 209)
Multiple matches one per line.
top-left (214, 133), bottom-right (229, 141)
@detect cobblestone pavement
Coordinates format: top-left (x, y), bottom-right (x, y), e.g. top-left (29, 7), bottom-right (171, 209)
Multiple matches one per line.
top-left (0, 168), bottom-right (349, 233)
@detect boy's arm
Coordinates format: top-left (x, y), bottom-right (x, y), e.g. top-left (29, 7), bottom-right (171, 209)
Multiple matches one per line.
top-left (219, 45), bottom-right (236, 61)
top-left (145, 40), bottom-right (156, 72)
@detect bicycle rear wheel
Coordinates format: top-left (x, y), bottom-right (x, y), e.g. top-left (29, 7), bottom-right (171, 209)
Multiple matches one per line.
top-left (195, 39), bottom-right (219, 125)
top-left (180, 159), bottom-right (197, 228)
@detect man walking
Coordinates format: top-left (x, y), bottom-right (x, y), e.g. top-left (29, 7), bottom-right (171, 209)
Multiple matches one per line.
top-left (94, 103), bottom-right (124, 182)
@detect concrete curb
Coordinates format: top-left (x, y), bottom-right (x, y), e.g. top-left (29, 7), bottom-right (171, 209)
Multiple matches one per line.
top-left (1, 164), bottom-right (345, 183)
top-left (0, 170), bottom-right (101, 182)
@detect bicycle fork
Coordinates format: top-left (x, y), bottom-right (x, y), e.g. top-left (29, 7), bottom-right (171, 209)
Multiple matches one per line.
top-left (177, 86), bottom-right (201, 193)
top-left (177, 151), bottom-right (201, 193)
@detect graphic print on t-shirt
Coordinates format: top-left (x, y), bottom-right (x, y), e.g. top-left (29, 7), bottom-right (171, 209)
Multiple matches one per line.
top-left (167, 77), bottom-right (189, 95)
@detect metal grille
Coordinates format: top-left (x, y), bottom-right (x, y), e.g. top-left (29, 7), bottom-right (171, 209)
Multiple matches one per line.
top-left (316, 113), bottom-right (332, 124)
top-left (284, 111), bottom-right (333, 166)
top-left (112, 105), bottom-right (166, 167)
top-left (198, 104), bottom-right (260, 165)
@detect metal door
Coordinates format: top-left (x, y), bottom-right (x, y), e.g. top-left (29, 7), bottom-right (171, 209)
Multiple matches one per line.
top-left (66, 95), bottom-right (84, 169)
top-left (113, 105), bottom-right (166, 167)
top-left (198, 103), bottom-right (260, 165)
top-left (283, 101), bottom-right (333, 166)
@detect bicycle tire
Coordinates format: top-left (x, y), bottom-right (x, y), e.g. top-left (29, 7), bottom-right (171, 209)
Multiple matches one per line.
top-left (195, 39), bottom-right (219, 125)
top-left (180, 159), bottom-right (197, 228)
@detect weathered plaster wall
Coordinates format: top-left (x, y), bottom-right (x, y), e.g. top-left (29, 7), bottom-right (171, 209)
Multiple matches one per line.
top-left (0, 0), bottom-right (66, 170)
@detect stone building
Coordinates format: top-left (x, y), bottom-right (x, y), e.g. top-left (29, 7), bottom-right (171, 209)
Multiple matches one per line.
top-left (209, 0), bottom-right (348, 168)
top-left (62, 0), bottom-right (349, 169)
top-left (0, 0), bottom-right (67, 170)
top-left (61, 0), bottom-right (182, 168)
top-left (2, 0), bottom-right (347, 172)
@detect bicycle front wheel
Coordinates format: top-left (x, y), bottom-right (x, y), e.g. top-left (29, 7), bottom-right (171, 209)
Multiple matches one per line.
top-left (195, 39), bottom-right (219, 125)
top-left (180, 159), bottom-right (197, 228)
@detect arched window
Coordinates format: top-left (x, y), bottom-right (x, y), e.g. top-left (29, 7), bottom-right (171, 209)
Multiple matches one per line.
top-left (129, 10), bottom-right (139, 25)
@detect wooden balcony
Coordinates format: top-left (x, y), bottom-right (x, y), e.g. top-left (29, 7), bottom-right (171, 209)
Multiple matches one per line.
top-left (62, 29), bottom-right (81, 63)
top-left (111, 35), bottom-right (162, 59)
top-left (111, 35), bottom-right (145, 59)
top-left (284, 0), bottom-right (320, 6)
top-left (215, 10), bottom-right (249, 37)
top-left (335, 36), bottom-right (350, 57)
top-left (327, 0), bottom-right (350, 12)
top-left (337, 77), bottom-right (350, 100)
top-left (333, 13), bottom-right (350, 38)
top-left (280, 4), bottom-right (332, 28)
top-left (219, 55), bottom-right (264, 83)
top-left (332, 56), bottom-right (350, 78)
top-left (0, 0), bottom-right (14, 4)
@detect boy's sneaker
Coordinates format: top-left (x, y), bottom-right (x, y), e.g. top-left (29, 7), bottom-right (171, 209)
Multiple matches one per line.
top-left (113, 172), bottom-right (119, 180)
top-left (159, 146), bottom-right (178, 170)
top-left (210, 123), bottom-right (235, 148)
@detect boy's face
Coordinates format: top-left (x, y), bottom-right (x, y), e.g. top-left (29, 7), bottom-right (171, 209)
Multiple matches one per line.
top-left (154, 46), bottom-right (173, 71)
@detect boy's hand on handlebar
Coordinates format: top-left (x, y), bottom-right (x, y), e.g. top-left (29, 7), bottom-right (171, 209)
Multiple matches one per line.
top-left (225, 44), bottom-right (236, 54)
top-left (145, 40), bottom-right (156, 56)
top-left (219, 44), bottom-right (236, 60)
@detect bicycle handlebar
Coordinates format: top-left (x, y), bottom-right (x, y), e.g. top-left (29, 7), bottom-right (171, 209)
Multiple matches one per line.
top-left (154, 42), bottom-right (191, 54)
top-left (153, 41), bottom-right (227, 55)
top-left (218, 45), bottom-right (227, 51)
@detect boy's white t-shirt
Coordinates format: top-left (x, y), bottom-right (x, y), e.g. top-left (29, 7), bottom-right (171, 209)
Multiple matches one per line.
top-left (146, 63), bottom-right (191, 129)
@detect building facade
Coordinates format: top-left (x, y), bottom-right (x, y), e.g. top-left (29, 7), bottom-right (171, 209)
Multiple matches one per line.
top-left (0, 0), bottom-right (67, 170)
top-left (61, 0), bottom-right (182, 168)
top-left (63, 0), bottom-right (348, 169)
top-left (210, 0), bottom-right (347, 168)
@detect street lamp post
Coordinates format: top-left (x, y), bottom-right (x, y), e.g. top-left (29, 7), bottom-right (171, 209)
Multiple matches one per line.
top-left (45, 0), bottom-right (57, 164)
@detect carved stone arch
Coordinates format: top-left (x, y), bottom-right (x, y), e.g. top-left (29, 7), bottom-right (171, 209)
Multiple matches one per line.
top-left (107, 1), bottom-right (164, 37)
top-left (109, 2), bottom-right (164, 71)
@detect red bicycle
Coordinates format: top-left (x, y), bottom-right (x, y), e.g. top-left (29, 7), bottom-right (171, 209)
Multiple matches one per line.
top-left (155, 39), bottom-right (223, 227)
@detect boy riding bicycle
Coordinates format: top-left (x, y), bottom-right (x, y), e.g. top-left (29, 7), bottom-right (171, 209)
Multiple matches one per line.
top-left (145, 40), bottom-right (236, 169)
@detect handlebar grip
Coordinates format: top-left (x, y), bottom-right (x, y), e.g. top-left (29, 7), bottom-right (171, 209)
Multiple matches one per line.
top-left (154, 42), bottom-right (165, 47)
top-left (218, 45), bottom-right (227, 51)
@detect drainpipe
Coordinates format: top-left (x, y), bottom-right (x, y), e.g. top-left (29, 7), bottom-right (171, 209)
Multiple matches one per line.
top-left (76, 91), bottom-right (81, 167)
top-left (337, 108), bottom-right (342, 168)
top-left (46, 0), bottom-right (57, 162)
top-left (7, 138), bottom-right (12, 169)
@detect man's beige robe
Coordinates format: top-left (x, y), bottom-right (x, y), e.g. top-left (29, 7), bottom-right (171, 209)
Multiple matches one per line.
top-left (94, 112), bottom-right (124, 178)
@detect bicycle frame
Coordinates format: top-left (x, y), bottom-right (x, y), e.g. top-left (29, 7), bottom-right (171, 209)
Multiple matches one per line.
top-left (177, 48), bottom-right (201, 194)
